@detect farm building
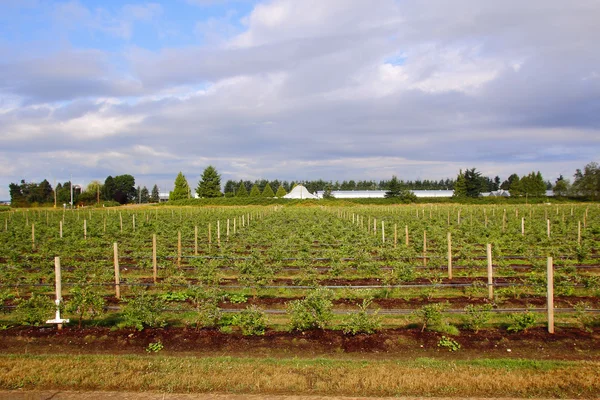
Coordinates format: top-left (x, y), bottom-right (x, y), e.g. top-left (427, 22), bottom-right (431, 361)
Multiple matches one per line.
top-left (314, 190), bottom-right (454, 199)
top-left (284, 185), bottom-right (319, 199)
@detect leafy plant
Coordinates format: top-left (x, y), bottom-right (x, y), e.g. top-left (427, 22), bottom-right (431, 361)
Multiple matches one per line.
top-left (228, 293), bottom-right (248, 304)
top-left (15, 293), bottom-right (54, 326)
top-left (287, 287), bottom-right (334, 331)
top-left (188, 287), bottom-right (222, 330)
top-left (574, 302), bottom-right (597, 333)
top-left (340, 298), bottom-right (381, 335)
top-left (463, 303), bottom-right (493, 333)
top-left (437, 335), bottom-right (461, 351)
top-left (233, 306), bottom-right (267, 336)
top-left (66, 284), bottom-right (105, 328)
top-left (507, 309), bottom-right (537, 333)
top-left (120, 288), bottom-right (167, 331)
top-left (146, 341), bottom-right (164, 353)
top-left (412, 302), bottom-right (447, 332)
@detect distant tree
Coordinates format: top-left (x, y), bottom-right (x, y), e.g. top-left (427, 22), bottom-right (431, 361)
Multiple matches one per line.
top-left (553, 175), bottom-right (570, 197)
top-left (322, 184), bottom-right (334, 199)
top-left (385, 176), bottom-right (402, 198)
top-left (223, 180), bottom-right (237, 197)
top-left (112, 175), bottom-right (136, 204)
top-left (572, 162), bottom-right (600, 199)
top-left (170, 172), bottom-right (191, 201)
top-left (151, 185), bottom-right (160, 203)
top-left (262, 183), bottom-right (275, 197)
top-left (501, 174), bottom-right (519, 191)
top-left (103, 176), bottom-right (116, 201)
top-left (86, 180), bottom-right (103, 203)
top-left (464, 168), bottom-right (485, 197)
top-left (8, 183), bottom-right (25, 206)
top-left (140, 186), bottom-right (150, 203)
top-left (508, 175), bottom-right (523, 196)
top-left (275, 186), bottom-right (287, 197)
top-left (196, 166), bottom-right (222, 198)
top-left (249, 184), bottom-right (261, 197)
top-left (493, 176), bottom-right (501, 191)
top-left (236, 181), bottom-right (249, 197)
top-left (453, 170), bottom-right (467, 198)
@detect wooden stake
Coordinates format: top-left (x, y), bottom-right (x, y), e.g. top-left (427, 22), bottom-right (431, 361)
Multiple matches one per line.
top-left (177, 231), bottom-right (182, 268)
top-left (113, 243), bottom-right (120, 299)
top-left (152, 234), bottom-right (157, 283)
top-left (233, 218), bottom-right (236, 235)
top-left (31, 223), bottom-right (35, 251)
top-left (208, 223), bottom-right (212, 249)
top-left (547, 256), bottom-right (554, 334)
top-left (547, 219), bottom-right (551, 238)
top-left (194, 226), bottom-right (198, 256)
top-left (521, 217), bottom-right (525, 236)
top-left (84, 219), bottom-right (87, 240)
top-left (217, 220), bottom-right (221, 247)
top-left (227, 219), bottom-right (230, 241)
top-left (103, 216), bottom-right (106, 234)
top-left (119, 212), bottom-right (123, 233)
top-left (54, 256), bottom-right (64, 330)
top-left (447, 232), bottom-right (452, 280)
top-left (405, 225), bottom-right (409, 246)
top-left (59, 221), bottom-right (63, 238)
top-left (381, 221), bottom-right (385, 244)
top-left (487, 243), bottom-right (493, 300)
top-left (394, 224), bottom-right (397, 248)
top-left (423, 230), bottom-right (427, 267)
top-left (132, 214), bottom-right (135, 232)
top-left (578, 221), bottom-right (581, 245)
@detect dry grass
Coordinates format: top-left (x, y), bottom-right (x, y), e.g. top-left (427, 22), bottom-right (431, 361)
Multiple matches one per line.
top-left (1, 355), bottom-right (599, 398)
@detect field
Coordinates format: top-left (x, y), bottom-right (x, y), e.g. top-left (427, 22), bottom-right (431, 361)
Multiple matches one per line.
top-left (1, 203), bottom-right (599, 398)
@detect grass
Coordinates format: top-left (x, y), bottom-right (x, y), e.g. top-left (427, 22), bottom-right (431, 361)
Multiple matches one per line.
top-left (0, 354), bottom-right (598, 397)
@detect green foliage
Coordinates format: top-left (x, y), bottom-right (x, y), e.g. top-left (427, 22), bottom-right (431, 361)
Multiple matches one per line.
top-left (120, 288), bottom-right (167, 331)
top-left (385, 176), bottom-right (417, 202)
top-left (66, 285), bottom-right (105, 328)
top-left (288, 288), bottom-right (334, 331)
top-left (249, 184), bottom-right (261, 197)
top-left (236, 181), bottom-right (248, 197)
top-left (341, 298), bottom-right (381, 335)
top-left (228, 293), bottom-right (248, 304)
top-left (151, 184), bottom-right (160, 203)
top-left (233, 306), bottom-right (267, 335)
top-left (463, 304), bottom-right (493, 333)
top-left (196, 165), bottom-right (222, 198)
top-left (15, 293), bottom-right (54, 326)
top-left (572, 161), bottom-right (600, 199)
top-left (275, 185), bottom-right (287, 197)
top-left (262, 183), bottom-right (275, 197)
top-left (413, 302), bottom-right (447, 332)
top-left (453, 170), bottom-right (467, 198)
top-left (188, 287), bottom-right (222, 329)
top-left (170, 172), bottom-right (191, 201)
top-left (146, 341), bottom-right (164, 353)
top-left (574, 302), bottom-right (597, 333)
top-left (507, 309), bottom-right (537, 333)
top-left (437, 336), bottom-right (461, 351)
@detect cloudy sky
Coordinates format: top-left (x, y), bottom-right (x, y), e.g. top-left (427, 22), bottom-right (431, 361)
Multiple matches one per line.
top-left (1, 0), bottom-right (599, 198)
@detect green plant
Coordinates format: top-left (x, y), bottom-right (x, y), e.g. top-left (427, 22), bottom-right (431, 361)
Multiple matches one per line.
top-left (287, 287), bottom-right (334, 331)
top-left (463, 304), bottom-right (493, 333)
top-left (228, 293), bottom-right (248, 304)
top-left (507, 309), bottom-right (537, 333)
top-left (437, 335), bottom-right (461, 351)
top-left (341, 298), bottom-right (382, 335)
top-left (120, 288), bottom-right (167, 331)
top-left (412, 302), bottom-right (447, 332)
top-left (66, 284), bottom-right (105, 328)
top-left (188, 287), bottom-right (222, 330)
top-left (574, 302), bottom-right (597, 333)
top-left (233, 306), bottom-right (267, 336)
top-left (15, 293), bottom-right (54, 326)
top-left (146, 341), bottom-right (164, 353)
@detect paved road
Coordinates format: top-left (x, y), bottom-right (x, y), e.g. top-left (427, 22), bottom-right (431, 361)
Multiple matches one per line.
top-left (0, 391), bottom-right (573, 400)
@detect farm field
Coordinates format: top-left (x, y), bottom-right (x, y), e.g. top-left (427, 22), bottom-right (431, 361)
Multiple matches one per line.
top-left (0, 203), bottom-right (599, 398)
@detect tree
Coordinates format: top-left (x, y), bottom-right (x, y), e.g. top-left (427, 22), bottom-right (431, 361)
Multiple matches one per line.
top-left (112, 175), bottom-right (136, 204)
top-left (553, 175), bottom-right (570, 197)
top-left (223, 180), bottom-right (237, 197)
top-left (262, 183), bottom-right (275, 197)
top-left (249, 184), bottom-right (261, 197)
top-left (103, 176), bottom-right (116, 201)
top-left (453, 170), bottom-right (467, 198)
top-left (170, 172), bottom-right (191, 201)
top-left (140, 186), bottom-right (150, 203)
top-left (151, 185), bottom-right (160, 203)
top-left (464, 168), bottom-right (485, 197)
top-left (236, 181), bottom-right (248, 197)
top-left (275, 185), bottom-right (287, 197)
top-left (196, 166), bottom-right (222, 198)
top-left (86, 180), bottom-right (103, 204)
top-left (322, 184), bottom-right (334, 199)
top-left (385, 176), bottom-right (402, 198)
top-left (572, 162), bottom-right (600, 199)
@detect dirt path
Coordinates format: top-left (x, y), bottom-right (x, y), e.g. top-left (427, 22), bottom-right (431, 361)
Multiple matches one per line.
top-left (0, 392), bottom-right (573, 400)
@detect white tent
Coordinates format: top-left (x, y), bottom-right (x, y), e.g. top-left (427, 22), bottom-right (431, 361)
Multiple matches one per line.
top-left (283, 185), bottom-right (318, 199)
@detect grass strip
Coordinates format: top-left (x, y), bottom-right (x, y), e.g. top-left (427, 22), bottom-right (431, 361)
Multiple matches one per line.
top-left (0, 354), bottom-right (598, 398)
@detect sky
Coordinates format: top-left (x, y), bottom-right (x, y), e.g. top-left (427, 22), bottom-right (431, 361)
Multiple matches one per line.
top-left (1, 0), bottom-right (599, 198)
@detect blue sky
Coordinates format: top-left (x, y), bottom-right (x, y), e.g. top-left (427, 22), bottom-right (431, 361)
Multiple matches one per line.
top-left (1, 0), bottom-right (599, 198)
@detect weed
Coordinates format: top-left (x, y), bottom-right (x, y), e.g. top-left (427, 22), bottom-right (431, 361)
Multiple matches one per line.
top-left (233, 306), bottom-right (267, 336)
top-left (437, 336), bottom-right (461, 351)
top-left (340, 298), bottom-right (381, 335)
top-left (463, 304), bottom-right (493, 333)
top-left (146, 341), bottom-right (164, 353)
top-left (507, 309), bottom-right (537, 333)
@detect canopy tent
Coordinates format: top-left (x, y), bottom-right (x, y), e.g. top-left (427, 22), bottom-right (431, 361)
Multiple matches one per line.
top-left (283, 185), bottom-right (318, 199)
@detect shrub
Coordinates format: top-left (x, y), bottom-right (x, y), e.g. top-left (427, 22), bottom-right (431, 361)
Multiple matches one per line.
top-left (15, 293), bottom-right (54, 326)
top-left (188, 287), bottom-right (222, 330)
top-left (463, 304), bottom-right (493, 333)
top-left (437, 336), bottom-right (461, 351)
top-left (412, 302), bottom-right (447, 332)
top-left (234, 306), bottom-right (267, 336)
top-left (120, 288), bottom-right (167, 331)
top-left (287, 288), bottom-right (334, 331)
top-left (507, 309), bottom-right (537, 333)
top-left (574, 302), bottom-right (597, 333)
top-left (66, 284), bottom-right (105, 328)
top-left (341, 298), bottom-right (381, 335)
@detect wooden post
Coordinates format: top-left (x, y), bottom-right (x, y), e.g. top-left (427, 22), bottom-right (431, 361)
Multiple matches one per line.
top-left (394, 224), bottom-right (397, 248)
top-left (578, 221), bottom-right (581, 245)
top-left (177, 231), bottom-right (182, 268)
top-left (405, 225), bottom-right (409, 246)
top-left (59, 221), bottom-right (63, 238)
top-left (54, 256), bottom-right (64, 330)
top-left (368, 216), bottom-right (371, 233)
top-left (208, 223), bottom-right (212, 249)
top-left (132, 214), bottom-right (135, 232)
top-left (233, 218), bottom-right (237, 235)
top-left (32, 223), bottom-right (35, 251)
top-left (373, 218), bottom-right (377, 235)
top-left (457, 209), bottom-right (461, 225)
top-left (547, 219), bottom-right (551, 238)
top-left (242, 215), bottom-right (245, 227)
top-left (423, 230), bottom-right (427, 267)
top-left (217, 220), bottom-right (221, 247)
top-left (103, 216), bottom-right (106, 234)
top-left (502, 209), bottom-right (506, 232)
top-left (84, 219), bottom-right (87, 240)
top-left (547, 256), bottom-right (554, 334)
top-left (152, 234), bottom-right (157, 283)
top-left (194, 226), bottom-right (198, 256)
top-left (521, 217), bottom-right (525, 236)
top-left (113, 243), bottom-right (120, 299)
top-left (487, 244), bottom-right (493, 300)
top-left (119, 212), bottom-right (123, 233)
top-left (381, 221), bottom-right (385, 244)
top-left (227, 219), bottom-right (230, 241)
top-left (447, 232), bottom-right (452, 280)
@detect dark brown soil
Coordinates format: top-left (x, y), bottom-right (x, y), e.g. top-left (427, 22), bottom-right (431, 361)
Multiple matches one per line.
top-left (1, 326), bottom-right (598, 361)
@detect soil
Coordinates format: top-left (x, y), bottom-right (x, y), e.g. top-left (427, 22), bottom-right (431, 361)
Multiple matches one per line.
top-left (1, 326), bottom-right (598, 361)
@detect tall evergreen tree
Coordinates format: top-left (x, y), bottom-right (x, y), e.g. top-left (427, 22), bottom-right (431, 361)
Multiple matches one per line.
top-left (249, 184), bottom-right (261, 197)
top-left (453, 170), bottom-right (467, 198)
top-left (384, 176), bottom-right (402, 198)
top-left (262, 183), bottom-right (275, 197)
top-left (464, 168), bottom-right (485, 197)
top-left (236, 181), bottom-right (248, 197)
top-left (151, 184), bottom-right (160, 203)
top-left (140, 186), bottom-right (150, 203)
top-left (170, 172), bottom-right (191, 201)
top-left (275, 185), bottom-right (287, 197)
top-left (196, 165), bottom-right (222, 198)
